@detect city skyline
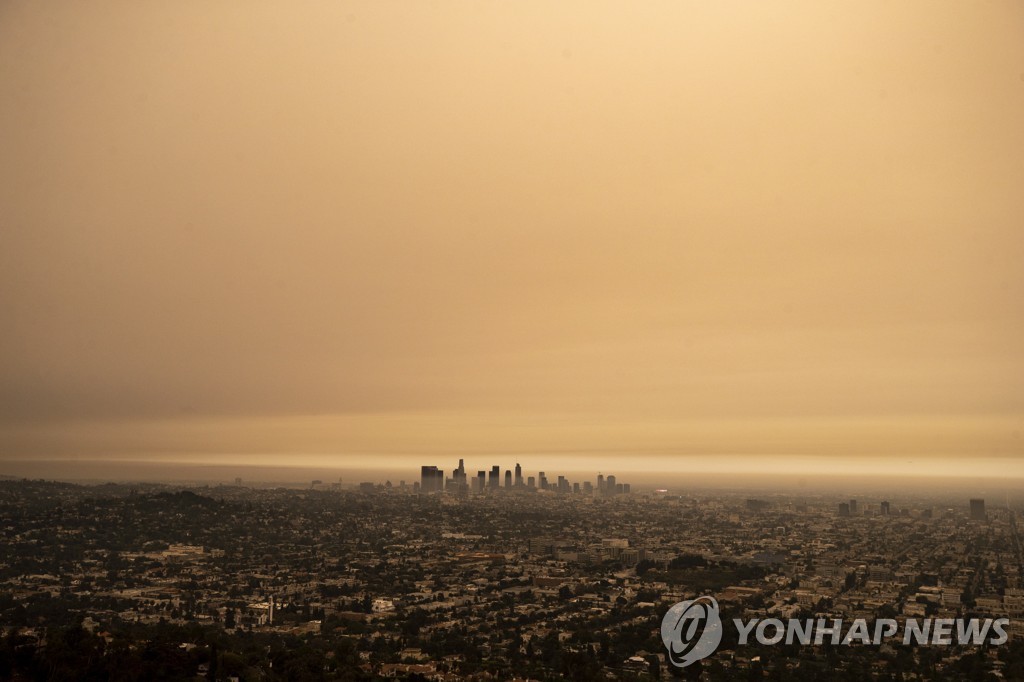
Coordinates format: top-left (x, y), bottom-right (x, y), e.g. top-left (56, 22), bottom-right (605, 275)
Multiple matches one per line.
top-left (418, 458), bottom-right (631, 495)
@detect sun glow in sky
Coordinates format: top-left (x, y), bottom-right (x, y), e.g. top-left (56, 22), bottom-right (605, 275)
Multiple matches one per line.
top-left (1, 1), bottom-right (1023, 479)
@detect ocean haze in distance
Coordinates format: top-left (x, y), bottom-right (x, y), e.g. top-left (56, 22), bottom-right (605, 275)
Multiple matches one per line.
top-left (1, 456), bottom-right (1020, 498)
top-left (0, 459), bottom-right (1020, 499)
top-left (1, 1), bottom-right (1022, 479)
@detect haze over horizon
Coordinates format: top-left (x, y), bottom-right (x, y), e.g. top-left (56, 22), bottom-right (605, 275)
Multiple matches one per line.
top-left (2, 1), bottom-right (1023, 481)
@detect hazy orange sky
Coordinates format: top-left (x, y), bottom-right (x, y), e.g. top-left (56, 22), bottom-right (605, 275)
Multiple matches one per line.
top-left (1, 1), bottom-right (1022, 479)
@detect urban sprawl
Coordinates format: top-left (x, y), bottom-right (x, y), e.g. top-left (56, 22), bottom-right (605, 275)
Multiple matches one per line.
top-left (1, 463), bottom-right (1023, 680)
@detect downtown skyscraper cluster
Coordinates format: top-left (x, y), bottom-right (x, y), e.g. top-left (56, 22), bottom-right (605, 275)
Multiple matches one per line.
top-left (419, 459), bottom-right (630, 496)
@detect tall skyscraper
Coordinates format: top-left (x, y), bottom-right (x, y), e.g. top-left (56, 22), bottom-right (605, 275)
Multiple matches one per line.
top-left (514, 463), bottom-right (523, 487)
top-left (597, 474), bottom-right (605, 492)
top-left (477, 471), bottom-right (486, 492)
top-left (421, 466), bottom-right (439, 493)
top-left (489, 465), bottom-right (500, 489)
top-left (849, 499), bottom-right (858, 515)
top-left (606, 475), bottom-right (616, 494)
top-left (970, 498), bottom-right (986, 521)
top-left (504, 470), bottom-right (512, 488)
top-left (538, 472), bottom-right (548, 490)
top-left (447, 459), bottom-right (466, 494)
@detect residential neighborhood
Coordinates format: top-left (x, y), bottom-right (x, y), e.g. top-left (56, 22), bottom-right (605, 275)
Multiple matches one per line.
top-left (1, 476), bottom-right (1023, 680)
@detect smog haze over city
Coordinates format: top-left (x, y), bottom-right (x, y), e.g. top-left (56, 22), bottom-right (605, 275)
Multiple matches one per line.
top-left (2, 0), bottom-right (1023, 487)
top-left (1, 1), bottom-right (1024, 680)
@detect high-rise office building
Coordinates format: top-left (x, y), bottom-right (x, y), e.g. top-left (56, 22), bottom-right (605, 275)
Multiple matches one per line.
top-left (423, 459), bottom-right (629, 497)
top-left (838, 502), bottom-right (850, 517)
top-left (970, 498), bottom-right (986, 521)
top-left (446, 459), bottom-right (466, 495)
top-left (849, 499), bottom-right (858, 515)
top-left (421, 466), bottom-right (439, 493)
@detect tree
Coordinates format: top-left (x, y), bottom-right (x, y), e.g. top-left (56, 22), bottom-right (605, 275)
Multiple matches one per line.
top-left (669, 554), bottom-right (708, 570)
top-left (647, 654), bottom-right (661, 678)
top-left (636, 559), bottom-right (658, 576)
